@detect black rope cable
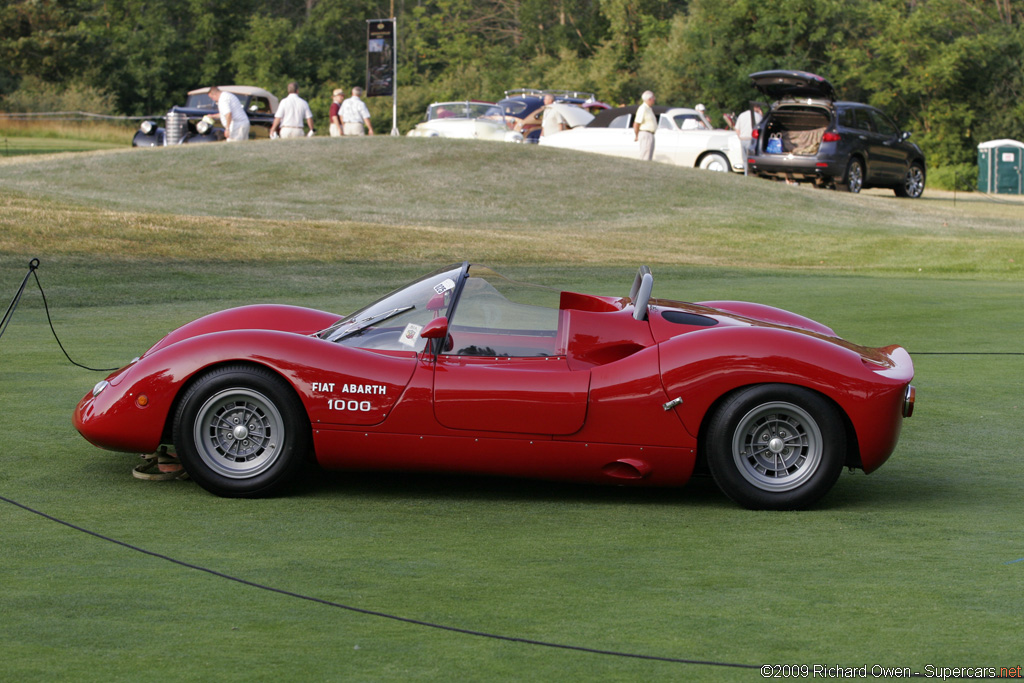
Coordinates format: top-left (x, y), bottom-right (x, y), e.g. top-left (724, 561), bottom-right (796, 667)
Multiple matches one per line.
top-left (910, 352), bottom-right (1024, 355)
top-left (0, 492), bottom-right (757, 670)
top-left (1, 259), bottom-right (118, 372)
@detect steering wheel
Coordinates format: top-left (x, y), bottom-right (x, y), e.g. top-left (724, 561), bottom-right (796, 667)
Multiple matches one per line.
top-left (629, 266), bottom-right (653, 321)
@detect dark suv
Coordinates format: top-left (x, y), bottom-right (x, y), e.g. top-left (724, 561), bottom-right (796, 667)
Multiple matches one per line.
top-left (746, 70), bottom-right (926, 198)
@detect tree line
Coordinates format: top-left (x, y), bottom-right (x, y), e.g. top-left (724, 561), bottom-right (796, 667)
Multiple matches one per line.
top-left (2, 0), bottom-right (1022, 172)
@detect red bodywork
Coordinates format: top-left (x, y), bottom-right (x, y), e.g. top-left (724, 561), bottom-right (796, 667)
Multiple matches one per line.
top-left (73, 268), bottom-right (914, 490)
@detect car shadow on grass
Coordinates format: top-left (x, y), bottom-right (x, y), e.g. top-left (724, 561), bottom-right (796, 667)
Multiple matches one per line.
top-left (290, 465), bottom-right (733, 509)
top-left (80, 454), bottom-right (967, 511)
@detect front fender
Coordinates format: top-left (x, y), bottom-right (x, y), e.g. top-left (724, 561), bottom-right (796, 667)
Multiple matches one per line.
top-left (132, 129), bottom-right (165, 147)
top-left (74, 329), bottom-right (417, 454)
top-left (144, 305), bottom-right (339, 357)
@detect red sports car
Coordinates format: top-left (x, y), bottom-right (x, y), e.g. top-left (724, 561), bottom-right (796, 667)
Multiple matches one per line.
top-left (73, 264), bottom-right (915, 509)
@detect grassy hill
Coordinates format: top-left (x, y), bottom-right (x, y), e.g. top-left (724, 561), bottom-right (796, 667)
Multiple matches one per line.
top-left (2, 137), bottom-right (1022, 278)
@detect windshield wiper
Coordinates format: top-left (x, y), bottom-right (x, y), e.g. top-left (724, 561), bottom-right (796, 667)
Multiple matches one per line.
top-left (328, 305), bottom-right (415, 341)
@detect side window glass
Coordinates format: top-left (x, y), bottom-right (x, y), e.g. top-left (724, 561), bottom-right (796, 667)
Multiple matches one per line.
top-left (871, 110), bottom-right (898, 136)
top-left (838, 108), bottom-right (855, 128)
top-left (854, 109), bottom-right (874, 132)
top-left (658, 115), bottom-right (674, 130)
top-left (608, 114), bottom-right (631, 129)
top-left (446, 267), bottom-right (562, 357)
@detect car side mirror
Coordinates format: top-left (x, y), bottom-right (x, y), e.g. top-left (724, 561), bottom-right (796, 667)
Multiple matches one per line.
top-left (901, 131), bottom-right (912, 142)
top-left (419, 316), bottom-right (448, 339)
top-left (419, 316), bottom-right (450, 355)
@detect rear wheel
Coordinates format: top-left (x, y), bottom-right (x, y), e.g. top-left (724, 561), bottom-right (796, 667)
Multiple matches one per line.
top-left (836, 158), bottom-right (864, 193)
top-left (705, 384), bottom-right (846, 510)
top-left (895, 163), bottom-right (925, 198)
top-left (173, 365), bottom-right (310, 497)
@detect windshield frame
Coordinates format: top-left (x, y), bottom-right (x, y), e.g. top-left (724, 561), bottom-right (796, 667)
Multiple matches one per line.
top-left (318, 263), bottom-right (468, 345)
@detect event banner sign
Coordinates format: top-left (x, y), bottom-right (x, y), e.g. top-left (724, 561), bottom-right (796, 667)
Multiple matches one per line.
top-left (366, 19), bottom-right (395, 97)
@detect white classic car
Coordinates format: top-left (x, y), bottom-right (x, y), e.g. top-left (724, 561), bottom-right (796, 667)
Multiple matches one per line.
top-left (538, 105), bottom-right (744, 172)
top-left (407, 101), bottom-right (524, 143)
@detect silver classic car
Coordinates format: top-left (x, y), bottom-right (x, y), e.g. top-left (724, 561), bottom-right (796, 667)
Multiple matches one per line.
top-left (539, 105), bottom-right (743, 172)
top-left (407, 102), bottom-right (524, 143)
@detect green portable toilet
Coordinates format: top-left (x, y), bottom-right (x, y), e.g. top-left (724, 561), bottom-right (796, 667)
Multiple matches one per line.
top-left (978, 139), bottom-right (1024, 194)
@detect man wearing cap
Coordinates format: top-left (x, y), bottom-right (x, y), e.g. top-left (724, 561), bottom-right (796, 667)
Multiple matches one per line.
top-left (270, 82), bottom-right (315, 139)
top-left (633, 90), bottom-right (657, 161)
top-left (329, 89), bottom-right (344, 137)
top-left (209, 86), bottom-right (250, 142)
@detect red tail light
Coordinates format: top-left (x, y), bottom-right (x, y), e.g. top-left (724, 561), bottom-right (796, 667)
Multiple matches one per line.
top-left (822, 132), bottom-right (841, 142)
top-left (752, 129), bottom-right (760, 139)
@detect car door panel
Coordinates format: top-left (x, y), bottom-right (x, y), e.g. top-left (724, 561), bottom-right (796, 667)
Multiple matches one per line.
top-left (433, 356), bottom-right (590, 435)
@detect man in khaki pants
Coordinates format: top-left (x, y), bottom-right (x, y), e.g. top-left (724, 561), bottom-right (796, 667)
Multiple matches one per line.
top-left (632, 90), bottom-right (657, 161)
top-left (270, 82), bottom-right (315, 139)
top-left (340, 87), bottom-right (374, 136)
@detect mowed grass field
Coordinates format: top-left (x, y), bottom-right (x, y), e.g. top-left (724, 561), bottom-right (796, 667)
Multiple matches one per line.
top-left (1, 139), bottom-right (1023, 681)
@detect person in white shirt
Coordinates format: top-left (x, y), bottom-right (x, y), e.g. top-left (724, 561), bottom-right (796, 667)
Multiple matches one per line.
top-left (540, 93), bottom-right (567, 137)
top-left (736, 104), bottom-right (763, 175)
top-left (340, 87), bottom-right (374, 136)
top-left (208, 86), bottom-right (250, 142)
top-left (632, 90), bottom-right (657, 161)
top-left (270, 82), bottom-right (315, 139)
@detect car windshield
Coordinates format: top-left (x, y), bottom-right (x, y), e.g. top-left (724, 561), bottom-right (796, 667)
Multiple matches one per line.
top-left (428, 103), bottom-right (504, 121)
top-left (184, 93), bottom-right (218, 110)
top-left (500, 100), bottom-right (534, 117)
top-left (319, 264), bottom-right (464, 350)
top-left (318, 264), bottom-right (565, 356)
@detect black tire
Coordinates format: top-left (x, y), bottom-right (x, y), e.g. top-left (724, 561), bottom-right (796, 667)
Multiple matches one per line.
top-left (705, 384), bottom-right (846, 510)
top-left (173, 364), bottom-right (310, 497)
top-left (836, 158), bottom-right (864, 193)
top-left (894, 163), bottom-right (925, 198)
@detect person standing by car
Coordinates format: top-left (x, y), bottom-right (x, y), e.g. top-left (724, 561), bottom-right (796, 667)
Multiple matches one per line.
top-left (329, 89), bottom-right (345, 137)
top-left (633, 90), bottom-right (657, 161)
top-left (341, 86), bottom-right (374, 136)
top-left (736, 103), bottom-right (763, 175)
top-left (540, 93), bottom-right (567, 137)
top-left (270, 82), bottom-right (315, 139)
top-left (209, 86), bottom-right (250, 142)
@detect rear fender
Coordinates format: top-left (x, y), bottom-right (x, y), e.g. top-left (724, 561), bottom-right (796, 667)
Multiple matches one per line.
top-left (659, 326), bottom-right (910, 471)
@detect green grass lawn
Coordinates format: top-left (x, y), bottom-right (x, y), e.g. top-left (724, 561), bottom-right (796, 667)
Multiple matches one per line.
top-left (0, 135), bottom-right (125, 156)
top-left (1, 141), bottom-right (1023, 680)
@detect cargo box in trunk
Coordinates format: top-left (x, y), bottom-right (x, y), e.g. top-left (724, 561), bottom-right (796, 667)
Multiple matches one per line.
top-left (762, 105), bottom-right (830, 156)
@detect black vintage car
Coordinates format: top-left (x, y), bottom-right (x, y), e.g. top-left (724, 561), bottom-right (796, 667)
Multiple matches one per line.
top-left (746, 70), bottom-right (926, 197)
top-left (133, 86), bottom-right (279, 146)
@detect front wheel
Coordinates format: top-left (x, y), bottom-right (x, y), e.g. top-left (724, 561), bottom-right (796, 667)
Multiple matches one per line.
top-left (173, 365), bottom-right (310, 497)
top-left (705, 384), bottom-right (846, 510)
top-left (698, 152), bottom-right (731, 173)
top-left (895, 163), bottom-right (925, 198)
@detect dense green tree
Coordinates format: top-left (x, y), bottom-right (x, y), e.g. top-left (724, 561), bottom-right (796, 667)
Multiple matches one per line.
top-left (2, 0), bottom-right (1022, 168)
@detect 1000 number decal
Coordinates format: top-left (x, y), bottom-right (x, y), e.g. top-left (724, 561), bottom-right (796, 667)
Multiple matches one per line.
top-left (328, 399), bottom-right (372, 412)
